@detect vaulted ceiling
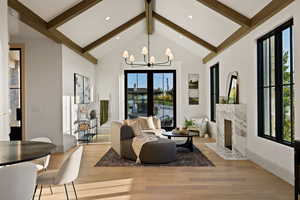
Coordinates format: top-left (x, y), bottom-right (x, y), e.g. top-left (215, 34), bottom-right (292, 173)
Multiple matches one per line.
top-left (8, 0), bottom-right (294, 64)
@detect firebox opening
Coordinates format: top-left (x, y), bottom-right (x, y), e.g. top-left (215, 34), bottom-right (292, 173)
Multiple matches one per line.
top-left (224, 119), bottom-right (232, 150)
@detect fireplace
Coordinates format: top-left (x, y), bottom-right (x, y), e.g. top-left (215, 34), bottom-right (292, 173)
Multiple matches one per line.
top-left (215, 104), bottom-right (247, 159)
top-left (224, 119), bottom-right (232, 150)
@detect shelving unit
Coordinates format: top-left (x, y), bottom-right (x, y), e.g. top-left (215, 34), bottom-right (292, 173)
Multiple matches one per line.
top-left (74, 118), bottom-right (98, 143)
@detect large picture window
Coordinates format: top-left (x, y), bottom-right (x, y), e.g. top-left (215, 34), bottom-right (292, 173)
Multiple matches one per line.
top-left (257, 19), bottom-right (294, 146)
top-left (125, 70), bottom-right (176, 130)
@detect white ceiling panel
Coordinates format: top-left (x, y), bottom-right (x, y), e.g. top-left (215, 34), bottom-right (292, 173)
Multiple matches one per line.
top-left (90, 20), bottom-right (210, 60)
top-left (19, 0), bottom-right (82, 21)
top-left (90, 21), bottom-right (145, 59)
top-left (155, 21), bottom-right (210, 58)
top-left (58, 0), bottom-right (144, 47)
top-left (218, 0), bottom-right (272, 18)
top-left (156, 0), bottom-right (240, 47)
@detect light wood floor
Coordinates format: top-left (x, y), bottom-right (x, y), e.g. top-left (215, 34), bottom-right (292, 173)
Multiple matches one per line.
top-left (36, 138), bottom-right (293, 200)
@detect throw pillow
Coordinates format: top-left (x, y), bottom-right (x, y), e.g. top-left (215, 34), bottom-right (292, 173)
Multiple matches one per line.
top-left (138, 117), bottom-right (149, 129)
top-left (147, 116), bottom-right (156, 130)
top-left (152, 117), bottom-right (161, 129)
top-left (128, 121), bottom-right (142, 136)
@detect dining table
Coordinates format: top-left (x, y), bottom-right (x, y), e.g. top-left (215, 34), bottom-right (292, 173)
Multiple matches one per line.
top-left (0, 141), bottom-right (56, 166)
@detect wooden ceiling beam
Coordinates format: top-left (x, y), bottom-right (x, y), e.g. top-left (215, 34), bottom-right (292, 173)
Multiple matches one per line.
top-left (83, 13), bottom-right (146, 53)
top-left (8, 0), bottom-right (98, 64)
top-left (145, 0), bottom-right (154, 34)
top-left (202, 0), bottom-right (294, 64)
top-left (47, 0), bottom-right (104, 30)
top-left (153, 12), bottom-right (217, 53)
top-left (195, 0), bottom-right (251, 27)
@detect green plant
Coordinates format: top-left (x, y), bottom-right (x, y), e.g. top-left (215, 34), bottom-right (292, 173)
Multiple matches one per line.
top-left (184, 119), bottom-right (194, 128)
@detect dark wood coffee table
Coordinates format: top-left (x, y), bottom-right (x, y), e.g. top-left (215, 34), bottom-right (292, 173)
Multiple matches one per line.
top-left (162, 131), bottom-right (198, 152)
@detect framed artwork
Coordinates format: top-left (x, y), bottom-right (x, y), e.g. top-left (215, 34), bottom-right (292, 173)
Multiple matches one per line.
top-left (84, 76), bottom-right (91, 104)
top-left (74, 73), bottom-right (84, 104)
top-left (74, 73), bottom-right (91, 104)
top-left (188, 74), bottom-right (199, 105)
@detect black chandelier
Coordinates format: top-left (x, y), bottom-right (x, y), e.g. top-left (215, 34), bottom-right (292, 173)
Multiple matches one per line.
top-left (122, 32), bottom-right (174, 67)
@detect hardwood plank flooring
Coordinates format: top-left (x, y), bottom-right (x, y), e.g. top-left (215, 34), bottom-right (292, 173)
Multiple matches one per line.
top-left (36, 138), bottom-right (293, 200)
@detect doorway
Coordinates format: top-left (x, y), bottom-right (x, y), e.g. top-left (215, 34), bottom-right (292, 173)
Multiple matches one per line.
top-left (9, 46), bottom-right (25, 140)
top-left (125, 70), bottom-right (176, 130)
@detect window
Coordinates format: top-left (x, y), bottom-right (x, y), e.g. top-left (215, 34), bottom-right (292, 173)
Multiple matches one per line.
top-left (125, 70), bottom-right (176, 130)
top-left (257, 19), bottom-right (294, 146)
top-left (210, 63), bottom-right (219, 122)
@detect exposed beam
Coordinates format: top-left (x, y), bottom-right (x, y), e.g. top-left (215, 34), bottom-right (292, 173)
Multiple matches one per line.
top-left (153, 12), bottom-right (217, 53)
top-left (195, 0), bottom-right (251, 27)
top-left (47, 0), bottom-right (104, 30)
top-left (83, 13), bottom-right (146, 53)
top-left (202, 0), bottom-right (294, 64)
top-left (8, 0), bottom-right (97, 64)
top-left (145, 0), bottom-right (154, 34)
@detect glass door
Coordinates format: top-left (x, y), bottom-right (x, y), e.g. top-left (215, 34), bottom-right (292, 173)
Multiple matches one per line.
top-left (9, 48), bottom-right (22, 140)
top-left (125, 72), bottom-right (148, 119)
top-left (125, 70), bottom-right (176, 130)
top-left (153, 72), bottom-right (175, 129)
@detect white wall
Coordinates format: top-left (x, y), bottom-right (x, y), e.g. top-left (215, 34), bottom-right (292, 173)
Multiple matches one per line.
top-left (62, 45), bottom-right (95, 97)
top-left (10, 29), bottom-right (64, 150)
top-left (62, 45), bottom-right (96, 136)
top-left (0, 0), bottom-right (9, 140)
top-left (205, 2), bottom-right (300, 184)
top-left (95, 33), bottom-right (206, 126)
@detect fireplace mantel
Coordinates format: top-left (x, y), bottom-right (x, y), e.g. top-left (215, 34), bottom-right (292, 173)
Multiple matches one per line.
top-left (216, 104), bottom-right (247, 158)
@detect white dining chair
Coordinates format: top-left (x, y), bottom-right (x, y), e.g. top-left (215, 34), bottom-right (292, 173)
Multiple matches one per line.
top-left (0, 163), bottom-right (37, 200)
top-left (34, 146), bottom-right (83, 200)
top-left (30, 137), bottom-right (52, 171)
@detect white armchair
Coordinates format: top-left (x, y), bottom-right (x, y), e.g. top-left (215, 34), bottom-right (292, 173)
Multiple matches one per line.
top-left (191, 117), bottom-right (209, 137)
top-left (0, 163), bottom-right (37, 200)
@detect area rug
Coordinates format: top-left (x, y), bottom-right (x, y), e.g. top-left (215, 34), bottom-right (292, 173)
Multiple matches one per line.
top-left (95, 146), bottom-right (214, 167)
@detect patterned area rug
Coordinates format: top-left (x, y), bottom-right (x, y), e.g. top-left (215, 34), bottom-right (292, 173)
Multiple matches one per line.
top-left (95, 146), bottom-right (214, 167)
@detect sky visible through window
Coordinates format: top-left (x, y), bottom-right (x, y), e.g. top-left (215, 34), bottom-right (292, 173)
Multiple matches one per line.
top-left (128, 73), bottom-right (173, 90)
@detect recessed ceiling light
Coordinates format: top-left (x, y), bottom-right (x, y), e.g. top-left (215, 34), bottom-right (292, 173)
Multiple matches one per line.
top-left (116, 36), bottom-right (120, 40)
top-left (188, 15), bottom-right (193, 19)
top-left (105, 16), bottom-right (111, 21)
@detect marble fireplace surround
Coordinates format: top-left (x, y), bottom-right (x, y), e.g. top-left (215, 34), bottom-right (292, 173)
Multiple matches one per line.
top-left (212, 104), bottom-right (247, 159)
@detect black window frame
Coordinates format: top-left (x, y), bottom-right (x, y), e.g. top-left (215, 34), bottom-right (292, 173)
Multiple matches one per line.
top-left (257, 19), bottom-right (294, 147)
top-left (210, 63), bottom-right (219, 122)
top-left (124, 70), bottom-right (177, 131)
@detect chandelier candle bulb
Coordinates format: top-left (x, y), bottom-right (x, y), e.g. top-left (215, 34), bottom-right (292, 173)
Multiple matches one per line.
top-left (150, 56), bottom-right (155, 64)
top-left (165, 48), bottom-right (172, 56)
top-left (129, 55), bottom-right (135, 62)
top-left (122, 50), bottom-right (129, 58)
top-left (169, 53), bottom-right (174, 61)
top-left (142, 47), bottom-right (148, 55)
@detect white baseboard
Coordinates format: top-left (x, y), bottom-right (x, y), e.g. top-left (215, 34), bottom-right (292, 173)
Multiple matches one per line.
top-left (246, 149), bottom-right (294, 185)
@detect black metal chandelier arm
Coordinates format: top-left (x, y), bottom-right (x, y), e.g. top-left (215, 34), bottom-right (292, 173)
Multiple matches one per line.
top-left (151, 57), bottom-right (171, 65)
top-left (154, 61), bottom-right (172, 66)
top-left (124, 59), bottom-right (148, 67)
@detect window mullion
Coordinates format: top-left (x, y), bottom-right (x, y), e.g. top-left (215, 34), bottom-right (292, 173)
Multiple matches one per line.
top-left (275, 31), bottom-right (283, 141)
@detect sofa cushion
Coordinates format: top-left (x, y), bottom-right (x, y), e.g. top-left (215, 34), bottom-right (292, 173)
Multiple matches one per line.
top-left (137, 117), bottom-right (149, 129)
top-left (146, 116), bottom-right (155, 129)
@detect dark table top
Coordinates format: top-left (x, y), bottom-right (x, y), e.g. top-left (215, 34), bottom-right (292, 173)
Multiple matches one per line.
top-left (162, 131), bottom-right (198, 138)
top-left (0, 141), bottom-right (56, 166)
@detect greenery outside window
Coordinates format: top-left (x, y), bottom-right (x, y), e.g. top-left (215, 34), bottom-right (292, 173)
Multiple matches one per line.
top-left (257, 19), bottom-right (294, 146)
